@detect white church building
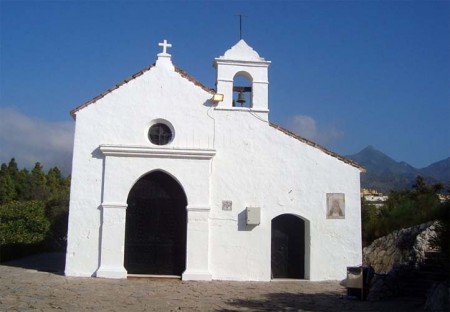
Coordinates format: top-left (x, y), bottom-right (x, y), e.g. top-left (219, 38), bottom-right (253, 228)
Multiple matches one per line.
top-left (65, 39), bottom-right (364, 281)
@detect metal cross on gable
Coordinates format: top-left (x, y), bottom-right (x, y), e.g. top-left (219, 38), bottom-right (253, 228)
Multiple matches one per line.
top-left (158, 39), bottom-right (172, 54)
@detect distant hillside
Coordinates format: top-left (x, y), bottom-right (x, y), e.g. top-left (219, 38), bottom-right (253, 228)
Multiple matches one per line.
top-left (346, 146), bottom-right (450, 193)
top-left (420, 157), bottom-right (450, 183)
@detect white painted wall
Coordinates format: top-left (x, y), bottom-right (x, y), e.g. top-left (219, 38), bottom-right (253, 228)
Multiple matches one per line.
top-left (65, 53), bottom-right (216, 277)
top-left (208, 109), bottom-right (362, 281)
top-left (65, 40), bottom-right (362, 281)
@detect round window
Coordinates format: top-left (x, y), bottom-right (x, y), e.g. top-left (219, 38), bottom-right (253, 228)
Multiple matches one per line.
top-left (148, 123), bottom-right (173, 145)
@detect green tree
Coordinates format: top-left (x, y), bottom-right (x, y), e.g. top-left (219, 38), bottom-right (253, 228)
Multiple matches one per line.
top-left (362, 176), bottom-right (445, 246)
top-left (6, 158), bottom-right (21, 199)
top-left (45, 167), bottom-right (70, 249)
top-left (0, 174), bottom-right (17, 204)
top-left (16, 168), bottom-right (31, 201)
top-left (361, 198), bottom-right (377, 246)
top-left (0, 159), bottom-right (71, 259)
top-left (46, 167), bottom-right (64, 198)
top-left (29, 162), bottom-right (49, 201)
top-left (0, 163), bottom-right (7, 176)
top-left (6, 158), bottom-right (19, 178)
top-left (0, 200), bottom-right (50, 245)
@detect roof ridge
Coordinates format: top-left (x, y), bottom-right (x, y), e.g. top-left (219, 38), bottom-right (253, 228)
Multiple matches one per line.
top-left (70, 64), bottom-right (214, 118)
top-left (269, 122), bottom-right (365, 171)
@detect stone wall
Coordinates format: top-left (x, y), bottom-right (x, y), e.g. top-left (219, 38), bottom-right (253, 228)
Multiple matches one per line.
top-left (363, 221), bottom-right (439, 273)
top-left (362, 221), bottom-right (445, 302)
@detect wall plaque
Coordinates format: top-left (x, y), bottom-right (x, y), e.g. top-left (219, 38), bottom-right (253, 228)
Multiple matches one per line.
top-left (222, 200), bottom-right (232, 211)
top-left (326, 193), bottom-right (345, 219)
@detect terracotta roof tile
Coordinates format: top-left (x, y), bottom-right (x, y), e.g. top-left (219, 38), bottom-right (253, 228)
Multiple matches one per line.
top-left (174, 67), bottom-right (215, 94)
top-left (269, 122), bottom-right (365, 171)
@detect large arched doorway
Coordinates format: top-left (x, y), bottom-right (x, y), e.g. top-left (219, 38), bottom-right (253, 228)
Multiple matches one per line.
top-left (124, 171), bottom-right (187, 275)
top-left (271, 214), bottom-right (305, 279)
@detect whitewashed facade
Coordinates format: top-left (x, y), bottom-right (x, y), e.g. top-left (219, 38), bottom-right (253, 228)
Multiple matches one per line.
top-left (65, 39), bottom-right (363, 281)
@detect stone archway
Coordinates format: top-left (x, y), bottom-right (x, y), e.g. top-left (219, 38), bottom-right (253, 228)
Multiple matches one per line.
top-left (124, 171), bottom-right (187, 275)
top-left (271, 214), bottom-right (305, 279)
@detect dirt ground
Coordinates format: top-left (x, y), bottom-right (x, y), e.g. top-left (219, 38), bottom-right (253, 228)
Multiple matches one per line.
top-left (0, 253), bottom-right (426, 312)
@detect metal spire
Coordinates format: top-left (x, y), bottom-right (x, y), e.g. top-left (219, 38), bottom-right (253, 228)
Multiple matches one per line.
top-left (237, 14), bottom-right (243, 39)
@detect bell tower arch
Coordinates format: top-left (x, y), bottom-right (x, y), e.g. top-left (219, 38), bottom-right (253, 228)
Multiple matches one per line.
top-left (214, 40), bottom-right (271, 119)
top-left (233, 71), bottom-right (253, 108)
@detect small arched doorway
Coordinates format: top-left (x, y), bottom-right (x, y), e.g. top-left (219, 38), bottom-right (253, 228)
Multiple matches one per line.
top-left (124, 171), bottom-right (187, 275)
top-left (271, 214), bottom-right (305, 279)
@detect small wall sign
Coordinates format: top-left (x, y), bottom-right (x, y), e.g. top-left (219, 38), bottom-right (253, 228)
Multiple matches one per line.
top-left (222, 200), bottom-right (232, 211)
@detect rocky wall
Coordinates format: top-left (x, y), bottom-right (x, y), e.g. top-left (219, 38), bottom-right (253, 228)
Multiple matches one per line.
top-left (363, 221), bottom-right (439, 273)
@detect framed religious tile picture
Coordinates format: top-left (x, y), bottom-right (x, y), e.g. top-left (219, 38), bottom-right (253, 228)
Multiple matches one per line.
top-left (326, 193), bottom-right (345, 219)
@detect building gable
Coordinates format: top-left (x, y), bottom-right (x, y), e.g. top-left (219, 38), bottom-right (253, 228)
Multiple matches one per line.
top-left (70, 65), bottom-right (214, 119)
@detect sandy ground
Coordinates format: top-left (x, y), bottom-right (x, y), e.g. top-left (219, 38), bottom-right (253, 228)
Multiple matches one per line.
top-left (0, 253), bottom-right (425, 312)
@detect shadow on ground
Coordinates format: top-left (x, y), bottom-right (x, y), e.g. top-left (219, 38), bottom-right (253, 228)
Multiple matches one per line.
top-left (217, 291), bottom-right (425, 312)
top-left (1, 252), bottom-right (65, 275)
top-left (217, 291), bottom-right (347, 312)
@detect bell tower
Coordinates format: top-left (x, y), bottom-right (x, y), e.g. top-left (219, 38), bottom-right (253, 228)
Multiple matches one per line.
top-left (214, 40), bottom-right (271, 119)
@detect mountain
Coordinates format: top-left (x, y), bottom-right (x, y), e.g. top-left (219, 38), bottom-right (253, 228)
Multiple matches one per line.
top-left (346, 146), bottom-right (449, 193)
top-left (420, 157), bottom-right (450, 183)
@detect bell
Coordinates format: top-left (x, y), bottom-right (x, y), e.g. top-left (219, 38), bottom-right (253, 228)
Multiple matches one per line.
top-left (236, 91), bottom-right (246, 105)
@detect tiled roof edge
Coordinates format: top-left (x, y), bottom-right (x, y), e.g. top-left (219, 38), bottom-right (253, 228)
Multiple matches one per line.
top-left (69, 64), bottom-right (155, 118)
top-left (269, 122), bottom-right (365, 171)
top-left (174, 67), bottom-right (215, 94)
top-left (69, 64), bottom-right (214, 119)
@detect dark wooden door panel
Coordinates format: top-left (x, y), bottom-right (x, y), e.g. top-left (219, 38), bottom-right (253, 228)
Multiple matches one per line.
top-left (271, 214), bottom-right (305, 279)
top-left (125, 171), bottom-right (187, 275)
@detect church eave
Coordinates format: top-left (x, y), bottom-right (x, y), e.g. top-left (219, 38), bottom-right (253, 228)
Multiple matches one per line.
top-left (269, 123), bottom-right (365, 172)
top-left (70, 64), bottom-right (214, 119)
top-left (174, 67), bottom-right (215, 94)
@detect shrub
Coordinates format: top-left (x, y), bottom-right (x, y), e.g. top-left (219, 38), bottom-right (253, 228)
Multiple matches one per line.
top-left (0, 200), bottom-right (50, 245)
top-left (362, 176), bottom-right (446, 247)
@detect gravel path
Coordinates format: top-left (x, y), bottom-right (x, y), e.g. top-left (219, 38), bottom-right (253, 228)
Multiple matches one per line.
top-left (0, 254), bottom-right (425, 311)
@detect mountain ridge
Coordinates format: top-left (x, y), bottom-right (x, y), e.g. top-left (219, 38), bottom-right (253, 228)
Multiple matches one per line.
top-left (345, 146), bottom-right (450, 193)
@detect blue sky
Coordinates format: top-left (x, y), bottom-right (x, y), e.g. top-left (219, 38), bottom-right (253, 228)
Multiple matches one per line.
top-left (1, 0), bottom-right (449, 173)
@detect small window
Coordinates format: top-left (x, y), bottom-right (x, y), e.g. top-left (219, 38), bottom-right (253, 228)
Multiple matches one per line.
top-left (148, 123), bottom-right (172, 145)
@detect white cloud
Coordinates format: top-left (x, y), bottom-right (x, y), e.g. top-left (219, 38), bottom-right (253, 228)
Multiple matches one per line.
top-left (0, 107), bottom-right (74, 174)
top-left (286, 114), bottom-right (344, 146)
